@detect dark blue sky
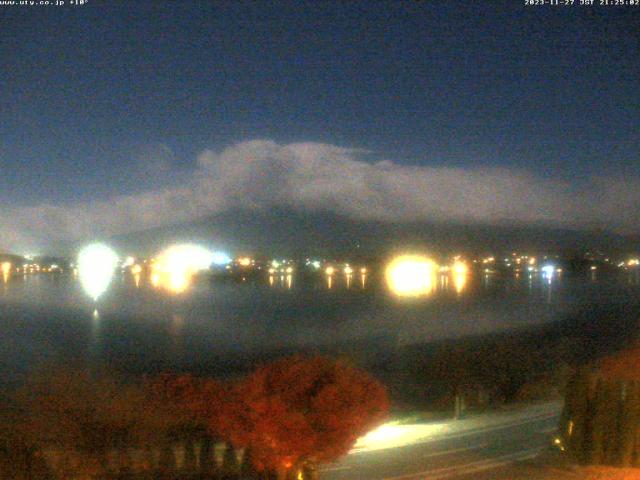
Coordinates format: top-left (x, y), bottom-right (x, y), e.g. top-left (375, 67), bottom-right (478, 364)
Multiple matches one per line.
top-left (1, 0), bottom-right (639, 207)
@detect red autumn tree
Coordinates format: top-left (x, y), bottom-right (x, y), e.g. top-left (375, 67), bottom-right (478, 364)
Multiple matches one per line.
top-left (224, 356), bottom-right (389, 477)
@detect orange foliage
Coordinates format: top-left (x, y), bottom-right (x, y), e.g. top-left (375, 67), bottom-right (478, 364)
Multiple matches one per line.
top-left (222, 356), bottom-right (389, 471)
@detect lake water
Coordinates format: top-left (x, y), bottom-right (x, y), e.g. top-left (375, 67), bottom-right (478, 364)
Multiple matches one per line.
top-left (1, 268), bottom-right (639, 385)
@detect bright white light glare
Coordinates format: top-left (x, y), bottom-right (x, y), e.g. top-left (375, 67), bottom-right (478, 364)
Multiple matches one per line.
top-left (385, 255), bottom-right (437, 297)
top-left (152, 244), bottom-right (214, 293)
top-left (541, 265), bottom-right (555, 277)
top-left (122, 256), bottom-right (135, 268)
top-left (211, 251), bottom-right (232, 265)
top-left (78, 243), bottom-right (119, 301)
top-left (352, 422), bottom-right (447, 453)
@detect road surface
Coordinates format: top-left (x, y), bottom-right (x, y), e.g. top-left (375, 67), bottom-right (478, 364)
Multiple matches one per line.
top-left (320, 401), bottom-right (562, 480)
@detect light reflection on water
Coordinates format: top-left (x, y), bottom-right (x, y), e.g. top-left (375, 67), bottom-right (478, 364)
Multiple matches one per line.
top-left (0, 270), bottom-right (639, 383)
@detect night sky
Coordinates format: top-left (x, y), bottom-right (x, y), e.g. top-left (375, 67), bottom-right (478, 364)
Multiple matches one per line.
top-left (1, 1), bottom-right (639, 252)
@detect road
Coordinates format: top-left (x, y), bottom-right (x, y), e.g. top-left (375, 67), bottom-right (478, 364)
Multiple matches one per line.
top-left (320, 401), bottom-right (562, 480)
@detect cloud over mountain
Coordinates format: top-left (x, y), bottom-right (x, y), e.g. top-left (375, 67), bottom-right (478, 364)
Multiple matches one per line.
top-left (1, 140), bottom-right (638, 253)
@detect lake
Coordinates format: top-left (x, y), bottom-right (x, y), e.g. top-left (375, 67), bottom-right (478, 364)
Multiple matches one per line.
top-left (1, 267), bottom-right (639, 385)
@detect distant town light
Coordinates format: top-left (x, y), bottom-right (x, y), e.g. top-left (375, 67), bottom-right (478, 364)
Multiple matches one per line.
top-left (211, 251), bottom-right (232, 265)
top-left (452, 261), bottom-right (468, 276)
top-left (78, 243), bottom-right (119, 301)
top-left (385, 254), bottom-right (437, 297)
top-left (151, 244), bottom-right (214, 294)
top-left (541, 265), bottom-right (555, 278)
top-left (451, 261), bottom-right (468, 294)
top-left (1, 262), bottom-right (11, 282)
top-left (325, 266), bottom-right (335, 276)
top-left (237, 257), bottom-right (252, 267)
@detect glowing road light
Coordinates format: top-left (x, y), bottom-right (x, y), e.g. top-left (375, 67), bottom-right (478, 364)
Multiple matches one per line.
top-left (152, 244), bottom-right (214, 294)
top-left (78, 243), bottom-right (119, 301)
top-left (385, 255), bottom-right (437, 297)
top-left (541, 265), bottom-right (555, 277)
top-left (360, 267), bottom-right (367, 274)
top-left (353, 422), bottom-right (448, 453)
top-left (325, 266), bottom-right (335, 276)
top-left (344, 266), bottom-right (353, 275)
top-left (286, 266), bottom-right (294, 274)
top-left (312, 260), bottom-right (321, 269)
top-left (122, 256), bottom-right (135, 268)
